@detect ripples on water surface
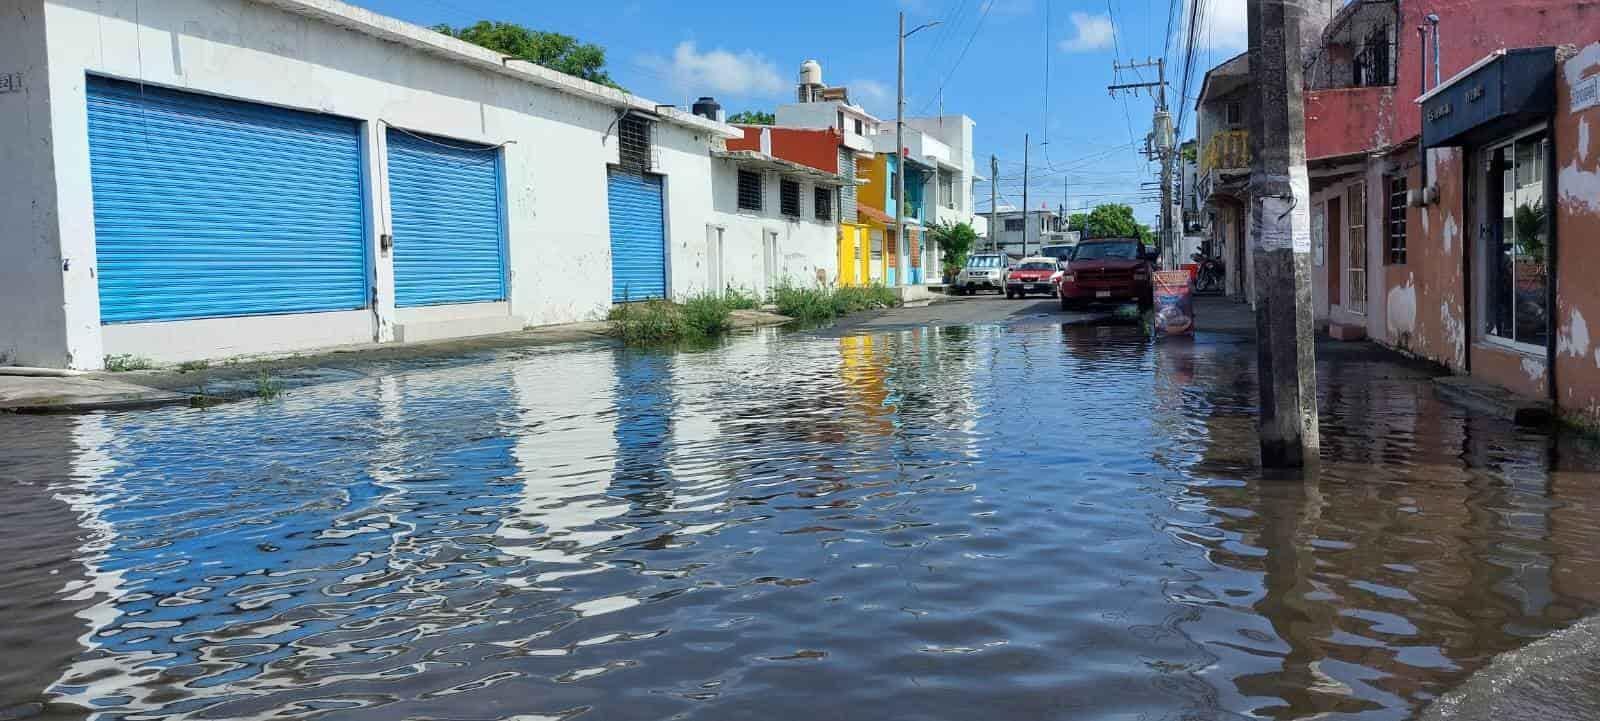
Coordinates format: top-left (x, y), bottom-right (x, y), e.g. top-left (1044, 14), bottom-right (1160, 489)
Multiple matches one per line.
top-left (3, 323), bottom-right (1600, 720)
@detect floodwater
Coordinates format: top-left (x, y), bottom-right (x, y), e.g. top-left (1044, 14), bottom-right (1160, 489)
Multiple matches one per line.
top-left (3, 322), bottom-right (1600, 721)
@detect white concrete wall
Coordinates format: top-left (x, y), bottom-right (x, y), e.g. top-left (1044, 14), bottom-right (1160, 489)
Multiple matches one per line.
top-left (776, 100), bottom-right (876, 151)
top-left (0, 0), bottom-right (92, 368)
top-left (708, 158), bottom-right (838, 298)
top-left (19, 0), bottom-right (729, 367)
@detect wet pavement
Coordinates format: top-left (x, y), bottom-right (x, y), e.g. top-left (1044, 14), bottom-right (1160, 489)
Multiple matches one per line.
top-left (3, 307), bottom-right (1599, 721)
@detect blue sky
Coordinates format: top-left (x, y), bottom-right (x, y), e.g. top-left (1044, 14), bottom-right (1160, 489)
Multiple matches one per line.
top-left (344, 0), bottom-right (1250, 226)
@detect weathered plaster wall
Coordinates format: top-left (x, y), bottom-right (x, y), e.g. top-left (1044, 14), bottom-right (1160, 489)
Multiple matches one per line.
top-left (1401, 147), bottom-right (1470, 371)
top-left (708, 158), bottom-right (838, 298)
top-left (0, 0), bottom-right (86, 368)
top-left (1554, 43), bottom-right (1600, 426)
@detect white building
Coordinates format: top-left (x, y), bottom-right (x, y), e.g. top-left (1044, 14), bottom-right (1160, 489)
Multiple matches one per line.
top-left (707, 150), bottom-right (843, 298)
top-left (1, 0), bottom-right (742, 369)
top-left (904, 115), bottom-right (987, 238)
top-left (984, 209), bottom-right (1062, 258)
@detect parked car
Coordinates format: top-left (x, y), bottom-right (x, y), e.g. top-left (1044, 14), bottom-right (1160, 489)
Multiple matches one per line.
top-left (1057, 238), bottom-right (1156, 310)
top-left (1005, 257), bottom-right (1060, 298)
top-left (955, 253), bottom-right (1007, 295)
top-left (1038, 243), bottom-right (1076, 264)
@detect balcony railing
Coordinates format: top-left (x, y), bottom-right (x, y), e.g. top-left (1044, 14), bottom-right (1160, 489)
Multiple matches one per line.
top-left (1200, 130), bottom-right (1250, 174)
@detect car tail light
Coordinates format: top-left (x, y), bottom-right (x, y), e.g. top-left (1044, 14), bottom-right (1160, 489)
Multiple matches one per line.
top-left (1062, 273), bottom-right (1075, 282)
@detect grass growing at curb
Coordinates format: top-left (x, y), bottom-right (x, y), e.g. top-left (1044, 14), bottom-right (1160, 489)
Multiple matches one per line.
top-left (607, 291), bottom-right (743, 345)
top-left (255, 371), bottom-right (283, 400)
top-left (104, 354), bottom-right (154, 372)
top-left (177, 360), bottom-right (210, 373)
top-left (772, 284), bottom-right (898, 323)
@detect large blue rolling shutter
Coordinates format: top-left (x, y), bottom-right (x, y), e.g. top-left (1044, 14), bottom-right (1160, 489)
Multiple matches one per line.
top-left (607, 170), bottom-right (667, 302)
top-left (85, 77), bottom-right (367, 324)
top-left (386, 129), bottom-right (507, 307)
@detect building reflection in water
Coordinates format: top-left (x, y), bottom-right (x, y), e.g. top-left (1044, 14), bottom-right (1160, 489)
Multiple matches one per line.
top-left (1167, 337), bottom-right (1600, 718)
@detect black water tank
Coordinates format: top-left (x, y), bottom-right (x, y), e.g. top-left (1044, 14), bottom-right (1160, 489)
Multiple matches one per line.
top-left (692, 96), bottom-right (722, 121)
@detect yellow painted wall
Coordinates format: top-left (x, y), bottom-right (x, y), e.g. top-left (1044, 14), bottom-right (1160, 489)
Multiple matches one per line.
top-left (857, 154), bottom-right (888, 213)
top-left (836, 224), bottom-right (872, 286)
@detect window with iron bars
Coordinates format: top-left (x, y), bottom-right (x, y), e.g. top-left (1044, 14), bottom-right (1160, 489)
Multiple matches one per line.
top-left (780, 179), bottom-right (801, 217)
top-left (1353, 24), bottom-right (1395, 87)
top-left (940, 172), bottom-right (955, 209)
top-left (814, 185), bottom-right (833, 221)
top-left (737, 170), bottom-right (762, 211)
top-left (1387, 175), bottom-right (1407, 264)
top-left (618, 114), bottom-right (653, 172)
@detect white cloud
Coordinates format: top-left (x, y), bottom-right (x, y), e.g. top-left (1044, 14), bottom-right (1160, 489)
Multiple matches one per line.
top-left (850, 79), bottom-right (890, 105)
top-left (1059, 12), bottom-right (1115, 52)
top-left (1175, 0), bottom-right (1248, 52)
top-left (644, 41), bottom-right (785, 97)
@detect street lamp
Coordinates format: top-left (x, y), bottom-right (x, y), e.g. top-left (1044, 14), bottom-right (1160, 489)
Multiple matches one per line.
top-left (895, 13), bottom-right (939, 286)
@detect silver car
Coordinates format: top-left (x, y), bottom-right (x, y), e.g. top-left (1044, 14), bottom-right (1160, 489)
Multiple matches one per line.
top-left (955, 254), bottom-right (1007, 295)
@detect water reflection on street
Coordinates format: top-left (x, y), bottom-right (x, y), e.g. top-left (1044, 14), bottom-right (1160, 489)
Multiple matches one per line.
top-left (3, 323), bottom-right (1598, 720)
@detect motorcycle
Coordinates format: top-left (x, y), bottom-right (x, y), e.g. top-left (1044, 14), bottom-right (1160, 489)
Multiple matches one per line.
top-left (1191, 252), bottom-right (1225, 294)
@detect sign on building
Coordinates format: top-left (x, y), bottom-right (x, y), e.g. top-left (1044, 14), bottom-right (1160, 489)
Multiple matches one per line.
top-left (0, 72), bottom-right (22, 94)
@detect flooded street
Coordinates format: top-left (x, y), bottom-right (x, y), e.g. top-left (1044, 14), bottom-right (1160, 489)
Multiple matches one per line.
top-left (4, 319), bottom-right (1600, 720)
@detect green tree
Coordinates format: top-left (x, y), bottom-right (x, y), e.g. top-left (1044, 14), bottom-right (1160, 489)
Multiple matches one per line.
top-left (727, 110), bottom-right (775, 125)
top-left (434, 21), bottom-right (622, 90)
top-left (1079, 203), bottom-right (1154, 243)
top-left (931, 221), bottom-right (979, 279)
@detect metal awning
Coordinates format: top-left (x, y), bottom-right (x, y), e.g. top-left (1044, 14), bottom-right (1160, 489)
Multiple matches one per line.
top-left (711, 150), bottom-right (846, 186)
top-left (1418, 47), bottom-right (1557, 149)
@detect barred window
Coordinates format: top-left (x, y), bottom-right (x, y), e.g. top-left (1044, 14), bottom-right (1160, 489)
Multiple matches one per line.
top-left (1387, 175), bottom-right (1408, 264)
top-left (618, 114), bottom-right (652, 172)
top-left (780, 179), bottom-right (800, 217)
top-left (737, 170), bottom-right (762, 211)
top-left (1004, 218), bottom-right (1024, 232)
top-left (814, 186), bottom-right (834, 220)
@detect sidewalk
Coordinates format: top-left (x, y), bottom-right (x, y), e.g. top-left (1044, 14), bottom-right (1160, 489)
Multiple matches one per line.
top-left (0, 310), bottom-right (789, 413)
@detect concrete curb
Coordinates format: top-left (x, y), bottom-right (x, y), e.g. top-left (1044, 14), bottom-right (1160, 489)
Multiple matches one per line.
top-left (1420, 614), bottom-right (1600, 721)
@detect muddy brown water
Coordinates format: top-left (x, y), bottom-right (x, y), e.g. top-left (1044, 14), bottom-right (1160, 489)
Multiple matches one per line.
top-left (2, 323), bottom-right (1598, 720)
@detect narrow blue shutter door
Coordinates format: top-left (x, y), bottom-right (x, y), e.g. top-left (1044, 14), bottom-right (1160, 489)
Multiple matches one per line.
top-left (85, 77), bottom-right (367, 323)
top-left (386, 129), bottom-right (507, 307)
top-left (607, 170), bottom-right (667, 302)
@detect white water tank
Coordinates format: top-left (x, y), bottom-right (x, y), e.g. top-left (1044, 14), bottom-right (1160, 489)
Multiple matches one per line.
top-left (799, 59), bottom-right (823, 87)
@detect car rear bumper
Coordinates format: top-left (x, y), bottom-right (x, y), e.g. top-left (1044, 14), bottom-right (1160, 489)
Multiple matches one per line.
top-left (1061, 284), bottom-right (1148, 301)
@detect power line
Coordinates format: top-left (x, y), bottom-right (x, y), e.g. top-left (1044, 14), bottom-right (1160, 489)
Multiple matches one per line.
top-left (915, 0), bottom-right (995, 114)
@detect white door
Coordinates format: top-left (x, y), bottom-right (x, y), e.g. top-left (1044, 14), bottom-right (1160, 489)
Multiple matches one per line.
top-left (706, 225), bottom-right (724, 293)
top-left (763, 230), bottom-right (780, 292)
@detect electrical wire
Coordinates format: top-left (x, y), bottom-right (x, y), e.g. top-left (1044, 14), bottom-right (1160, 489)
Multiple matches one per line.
top-left (915, 0), bottom-right (995, 115)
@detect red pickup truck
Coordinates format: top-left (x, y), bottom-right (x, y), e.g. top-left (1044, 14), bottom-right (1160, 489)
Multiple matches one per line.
top-left (1057, 238), bottom-right (1157, 310)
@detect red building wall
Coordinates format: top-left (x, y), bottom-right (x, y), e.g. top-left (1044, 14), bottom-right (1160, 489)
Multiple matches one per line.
top-left (1306, 0), bottom-right (1600, 161)
top-left (725, 126), bottom-right (841, 174)
top-left (1554, 44), bottom-right (1600, 426)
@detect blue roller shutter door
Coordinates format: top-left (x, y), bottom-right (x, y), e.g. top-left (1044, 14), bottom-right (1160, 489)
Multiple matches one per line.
top-left (386, 130), bottom-right (507, 307)
top-left (84, 77), bottom-right (366, 324)
top-left (607, 170), bottom-right (667, 302)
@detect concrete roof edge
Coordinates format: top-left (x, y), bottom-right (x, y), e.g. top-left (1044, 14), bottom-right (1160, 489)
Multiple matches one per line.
top-left (712, 150), bottom-right (845, 185)
top-left (248, 0), bottom-right (742, 139)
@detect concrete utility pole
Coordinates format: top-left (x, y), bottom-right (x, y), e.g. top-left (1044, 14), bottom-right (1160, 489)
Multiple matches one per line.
top-left (1022, 133), bottom-right (1030, 258)
top-left (990, 154), bottom-right (999, 252)
top-left (1247, 0), bottom-right (1319, 470)
top-left (895, 12), bottom-right (940, 286)
top-left (1108, 58), bottom-right (1174, 265)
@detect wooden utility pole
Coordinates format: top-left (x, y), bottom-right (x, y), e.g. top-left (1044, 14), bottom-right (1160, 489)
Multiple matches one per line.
top-left (1022, 133), bottom-right (1030, 258)
top-left (1248, 0), bottom-right (1319, 470)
